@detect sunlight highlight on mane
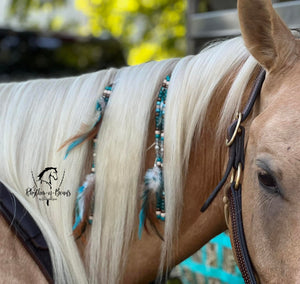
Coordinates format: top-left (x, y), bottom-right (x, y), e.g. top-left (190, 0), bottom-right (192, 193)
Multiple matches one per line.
top-left (0, 36), bottom-right (259, 283)
top-left (162, 37), bottom-right (257, 277)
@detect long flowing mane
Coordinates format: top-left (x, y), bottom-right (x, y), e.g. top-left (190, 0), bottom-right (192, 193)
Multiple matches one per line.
top-left (0, 36), bottom-right (259, 283)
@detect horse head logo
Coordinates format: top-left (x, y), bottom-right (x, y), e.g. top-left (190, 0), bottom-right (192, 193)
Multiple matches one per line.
top-left (37, 167), bottom-right (58, 189)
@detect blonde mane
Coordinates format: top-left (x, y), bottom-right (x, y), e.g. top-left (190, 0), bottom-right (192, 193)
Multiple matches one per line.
top-left (0, 36), bottom-right (258, 283)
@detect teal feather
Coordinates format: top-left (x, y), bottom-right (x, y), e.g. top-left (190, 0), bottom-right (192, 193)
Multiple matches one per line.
top-left (138, 189), bottom-right (150, 239)
top-left (64, 136), bottom-right (87, 159)
top-left (73, 184), bottom-right (87, 231)
top-left (64, 98), bottom-right (107, 158)
top-left (138, 167), bottom-right (163, 239)
top-left (72, 173), bottom-right (95, 236)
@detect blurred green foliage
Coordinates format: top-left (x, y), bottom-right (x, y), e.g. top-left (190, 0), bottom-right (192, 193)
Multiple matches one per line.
top-left (8, 0), bottom-right (186, 65)
top-left (75, 0), bottom-right (186, 65)
top-left (9, 0), bottom-right (64, 21)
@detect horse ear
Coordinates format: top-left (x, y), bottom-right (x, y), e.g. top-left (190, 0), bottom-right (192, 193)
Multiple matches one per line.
top-left (238, 0), bottom-right (297, 72)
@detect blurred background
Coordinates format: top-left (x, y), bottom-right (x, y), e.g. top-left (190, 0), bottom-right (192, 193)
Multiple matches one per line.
top-left (0, 0), bottom-right (296, 82)
top-left (0, 0), bottom-right (298, 283)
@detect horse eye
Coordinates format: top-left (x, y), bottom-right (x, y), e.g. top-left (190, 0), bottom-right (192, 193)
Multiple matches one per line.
top-left (258, 171), bottom-right (279, 193)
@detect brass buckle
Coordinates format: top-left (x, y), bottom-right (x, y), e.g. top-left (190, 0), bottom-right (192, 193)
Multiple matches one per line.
top-left (230, 163), bottom-right (242, 190)
top-left (226, 113), bottom-right (242, 147)
top-left (223, 195), bottom-right (230, 228)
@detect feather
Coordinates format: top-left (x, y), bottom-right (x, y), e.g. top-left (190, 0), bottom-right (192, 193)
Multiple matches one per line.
top-left (73, 173), bottom-right (95, 239)
top-left (62, 97), bottom-right (107, 158)
top-left (64, 135), bottom-right (88, 159)
top-left (94, 97), bottom-right (106, 126)
top-left (138, 189), bottom-right (150, 239)
top-left (138, 166), bottom-right (163, 239)
top-left (145, 166), bottom-right (163, 192)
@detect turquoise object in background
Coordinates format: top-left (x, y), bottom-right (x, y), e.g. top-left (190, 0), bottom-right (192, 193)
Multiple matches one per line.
top-left (178, 233), bottom-right (244, 284)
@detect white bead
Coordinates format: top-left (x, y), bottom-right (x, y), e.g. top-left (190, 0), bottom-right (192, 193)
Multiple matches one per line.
top-left (156, 211), bottom-right (161, 217)
top-left (161, 213), bottom-right (166, 218)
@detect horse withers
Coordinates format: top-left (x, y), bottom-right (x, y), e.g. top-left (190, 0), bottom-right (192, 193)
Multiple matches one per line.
top-left (1, 0), bottom-right (299, 283)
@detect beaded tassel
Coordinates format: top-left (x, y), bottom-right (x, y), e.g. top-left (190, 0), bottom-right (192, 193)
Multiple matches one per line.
top-left (65, 85), bottom-right (112, 238)
top-left (72, 138), bottom-right (97, 239)
top-left (138, 76), bottom-right (170, 239)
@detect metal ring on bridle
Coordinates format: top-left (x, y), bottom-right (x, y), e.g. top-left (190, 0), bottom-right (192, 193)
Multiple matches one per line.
top-left (226, 113), bottom-right (242, 147)
top-left (234, 163), bottom-right (242, 190)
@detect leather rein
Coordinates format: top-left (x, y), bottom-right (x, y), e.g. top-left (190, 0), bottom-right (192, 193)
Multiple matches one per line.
top-left (201, 69), bottom-right (266, 284)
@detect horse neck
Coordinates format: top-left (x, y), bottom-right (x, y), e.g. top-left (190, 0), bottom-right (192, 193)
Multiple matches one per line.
top-left (175, 74), bottom-right (233, 258)
top-left (118, 81), bottom-right (231, 282)
top-left (76, 48), bottom-right (260, 283)
top-left (175, 63), bottom-right (262, 260)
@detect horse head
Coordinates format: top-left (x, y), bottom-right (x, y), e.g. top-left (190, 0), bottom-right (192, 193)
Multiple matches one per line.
top-left (235, 0), bottom-right (300, 282)
top-left (37, 167), bottom-right (58, 188)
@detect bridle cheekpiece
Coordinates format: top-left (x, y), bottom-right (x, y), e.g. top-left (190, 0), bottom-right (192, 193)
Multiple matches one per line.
top-left (201, 69), bottom-right (266, 284)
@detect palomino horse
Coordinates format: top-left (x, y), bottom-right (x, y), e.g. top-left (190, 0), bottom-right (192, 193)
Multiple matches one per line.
top-left (1, 0), bottom-right (299, 282)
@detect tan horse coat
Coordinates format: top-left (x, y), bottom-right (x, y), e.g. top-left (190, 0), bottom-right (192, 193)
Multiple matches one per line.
top-left (3, 0), bottom-right (299, 282)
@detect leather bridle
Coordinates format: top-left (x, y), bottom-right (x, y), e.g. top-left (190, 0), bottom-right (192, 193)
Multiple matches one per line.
top-left (201, 69), bottom-right (266, 284)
